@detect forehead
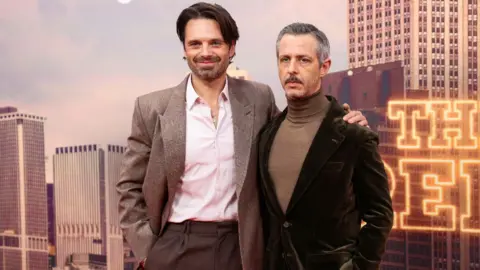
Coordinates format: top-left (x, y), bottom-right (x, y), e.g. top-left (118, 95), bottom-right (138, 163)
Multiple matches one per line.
top-left (184, 18), bottom-right (223, 41)
top-left (278, 34), bottom-right (318, 57)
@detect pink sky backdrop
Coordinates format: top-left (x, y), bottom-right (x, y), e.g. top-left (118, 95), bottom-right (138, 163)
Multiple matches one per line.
top-left (0, 0), bottom-right (348, 182)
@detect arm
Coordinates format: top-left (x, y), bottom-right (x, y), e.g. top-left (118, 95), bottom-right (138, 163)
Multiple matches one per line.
top-left (117, 97), bottom-right (156, 262)
top-left (352, 133), bottom-right (394, 269)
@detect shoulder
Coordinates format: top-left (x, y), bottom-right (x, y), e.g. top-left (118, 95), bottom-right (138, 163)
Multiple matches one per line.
top-left (234, 78), bottom-right (271, 92)
top-left (232, 78), bottom-right (273, 100)
top-left (134, 83), bottom-right (184, 117)
top-left (343, 121), bottom-right (379, 146)
top-left (130, 86), bottom-right (178, 130)
top-left (136, 87), bottom-right (176, 110)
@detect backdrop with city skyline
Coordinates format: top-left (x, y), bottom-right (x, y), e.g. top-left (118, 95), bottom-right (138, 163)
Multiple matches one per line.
top-left (1, 0), bottom-right (479, 269)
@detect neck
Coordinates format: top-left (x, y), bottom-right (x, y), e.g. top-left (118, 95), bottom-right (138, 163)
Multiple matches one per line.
top-left (191, 73), bottom-right (227, 105)
top-left (286, 90), bottom-right (329, 124)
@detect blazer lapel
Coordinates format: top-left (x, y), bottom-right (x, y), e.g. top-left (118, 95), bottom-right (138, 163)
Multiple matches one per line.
top-left (286, 98), bottom-right (347, 214)
top-left (259, 110), bottom-right (288, 217)
top-left (159, 77), bottom-right (187, 191)
top-left (228, 77), bottom-right (254, 197)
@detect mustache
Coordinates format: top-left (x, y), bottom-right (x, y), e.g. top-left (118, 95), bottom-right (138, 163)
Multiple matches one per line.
top-left (194, 55), bottom-right (221, 63)
top-left (285, 76), bottom-right (303, 84)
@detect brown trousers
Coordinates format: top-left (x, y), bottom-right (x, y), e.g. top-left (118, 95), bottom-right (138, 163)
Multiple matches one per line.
top-left (144, 220), bottom-right (242, 270)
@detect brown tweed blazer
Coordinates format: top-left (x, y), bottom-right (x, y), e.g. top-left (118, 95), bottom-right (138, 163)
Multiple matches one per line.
top-left (117, 75), bottom-right (279, 270)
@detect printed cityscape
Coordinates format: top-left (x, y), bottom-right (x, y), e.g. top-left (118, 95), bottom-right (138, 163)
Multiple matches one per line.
top-left (0, 64), bottom-right (248, 270)
top-left (1, 0), bottom-right (479, 269)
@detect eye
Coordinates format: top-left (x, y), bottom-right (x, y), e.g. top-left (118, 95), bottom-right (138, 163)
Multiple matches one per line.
top-left (188, 41), bottom-right (201, 48)
top-left (211, 40), bottom-right (223, 47)
top-left (300, 58), bottom-right (311, 63)
top-left (280, 57), bottom-right (290, 63)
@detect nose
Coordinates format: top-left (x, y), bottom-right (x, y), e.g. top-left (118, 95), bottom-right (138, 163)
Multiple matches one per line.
top-left (286, 59), bottom-right (298, 74)
top-left (200, 43), bottom-right (213, 56)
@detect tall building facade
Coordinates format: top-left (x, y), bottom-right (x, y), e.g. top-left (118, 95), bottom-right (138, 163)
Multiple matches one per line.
top-left (53, 144), bottom-right (106, 268)
top-left (348, 0), bottom-right (479, 99)
top-left (52, 144), bottom-right (125, 269)
top-left (348, 1), bottom-right (480, 269)
top-left (0, 106), bottom-right (49, 270)
top-left (47, 183), bottom-right (56, 268)
top-left (105, 145), bottom-right (126, 270)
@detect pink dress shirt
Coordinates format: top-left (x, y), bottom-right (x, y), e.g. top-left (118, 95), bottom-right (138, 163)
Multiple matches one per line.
top-left (168, 76), bottom-right (238, 222)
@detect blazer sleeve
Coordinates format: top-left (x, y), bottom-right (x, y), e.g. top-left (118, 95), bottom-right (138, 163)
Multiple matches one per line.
top-left (352, 132), bottom-right (394, 269)
top-left (116, 97), bottom-right (157, 261)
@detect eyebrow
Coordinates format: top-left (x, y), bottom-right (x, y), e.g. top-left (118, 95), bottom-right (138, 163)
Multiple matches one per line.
top-left (279, 54), bottom-right (312, 59)
top-left (186, 38), bottom-right (224, 44)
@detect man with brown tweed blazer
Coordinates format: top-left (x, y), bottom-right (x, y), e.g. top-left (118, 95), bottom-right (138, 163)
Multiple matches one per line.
top-left (116, 2), bottom-right (369, 270)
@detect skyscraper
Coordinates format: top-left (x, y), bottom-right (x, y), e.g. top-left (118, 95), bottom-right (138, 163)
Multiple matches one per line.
top-left (52, 144), bottom-right (125, 269)
top-left (104, 145), bottom-right (126, 270)
top-left (0, 106), bottom-right (49, 270)
top-left (47, 183), bottom-right (56, 269)
top-left (348, 1), bottom-right (480, 269)
top-left (348, 0), bottom-right (479, 99)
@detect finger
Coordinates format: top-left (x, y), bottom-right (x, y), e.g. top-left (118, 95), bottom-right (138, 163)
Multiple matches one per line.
top-left (347, 115), bottom-right (364, 123)
top-left (343, 103), bottom-right (351, 112)
top-left (343, 110), bottom-right (361, 119)
top-left (343, 111), bottom-right (356, 120)
top-left (358, 120), bottom-right (368, 126)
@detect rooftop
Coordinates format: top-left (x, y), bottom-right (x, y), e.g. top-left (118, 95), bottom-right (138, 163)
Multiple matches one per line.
top-left (0, 106), bottom-right (18, 114)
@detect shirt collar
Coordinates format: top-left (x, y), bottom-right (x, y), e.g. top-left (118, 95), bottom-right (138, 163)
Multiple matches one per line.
top-left (186, 74), bottom-right (229, 110)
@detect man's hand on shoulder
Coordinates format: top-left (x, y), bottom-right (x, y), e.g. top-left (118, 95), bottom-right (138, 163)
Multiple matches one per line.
top-left (342, 103), bottom-right (369, 128)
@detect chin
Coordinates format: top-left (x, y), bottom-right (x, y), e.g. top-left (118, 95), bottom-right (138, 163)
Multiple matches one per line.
top-left (285, 92), bottom-right (306, 100)
top-left (195, 69), bottom-right (222, 80)
top-left (284, 88), bottom-right (303, 97)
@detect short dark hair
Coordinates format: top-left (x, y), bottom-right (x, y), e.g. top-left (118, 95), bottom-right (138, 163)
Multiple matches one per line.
top-left (276, 22), bottom-right (330, 63)
top-left (176, 2), bottom-right (240, 47)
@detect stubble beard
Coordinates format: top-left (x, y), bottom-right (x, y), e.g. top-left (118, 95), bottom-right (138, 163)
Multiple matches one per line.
top-left (188, 59), bottom-right (229, 82)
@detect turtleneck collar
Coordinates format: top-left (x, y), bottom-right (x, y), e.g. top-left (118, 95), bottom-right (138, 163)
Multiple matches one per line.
top-left (286, 90), bottom-right (330, 124)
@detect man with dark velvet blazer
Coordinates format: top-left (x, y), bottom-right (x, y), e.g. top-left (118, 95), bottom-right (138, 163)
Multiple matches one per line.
top-left (258, 23), bottom-right (394, 270)
top-left (117, 3), bottom-right (372, 270)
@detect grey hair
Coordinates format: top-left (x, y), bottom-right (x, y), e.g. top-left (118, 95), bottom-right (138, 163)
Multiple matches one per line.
top-left (276, 22), bottom-right (330, 63)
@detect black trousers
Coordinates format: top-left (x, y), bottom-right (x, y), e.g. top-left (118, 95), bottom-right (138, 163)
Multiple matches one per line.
top-left (145, 220), bottom-right (242, 270)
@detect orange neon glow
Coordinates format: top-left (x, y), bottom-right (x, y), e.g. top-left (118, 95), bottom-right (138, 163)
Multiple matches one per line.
top-left (360, 100), bottom-right (480, 233)
top-left (459, 160), bottom-right (480, 233)
top-left (428, 101), bottom-right (478, 149)
top-left (387, 100), bottom-right (478, 149)
top-left (383, 100), bottom-right (480, 233)
top-left (398, 159), bottom-right (456, 231)
top-left (387, 101), bottom-right (429, 149)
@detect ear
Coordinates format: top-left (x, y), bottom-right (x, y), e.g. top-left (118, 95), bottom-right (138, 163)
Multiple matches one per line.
top-left (229, 41), bottom-right (236, 59)
top-left (320, 58), bottom-right (332, 77)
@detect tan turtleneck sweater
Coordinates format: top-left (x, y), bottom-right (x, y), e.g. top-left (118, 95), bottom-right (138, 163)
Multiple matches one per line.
top-left (268, 92), bottom-right (330, 213)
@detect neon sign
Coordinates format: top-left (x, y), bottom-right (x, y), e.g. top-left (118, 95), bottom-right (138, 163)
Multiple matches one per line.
top-left (379, 100), bottom-right (480, 233)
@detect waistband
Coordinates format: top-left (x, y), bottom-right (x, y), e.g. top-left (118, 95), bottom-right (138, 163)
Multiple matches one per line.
top-left (165, 220), bottom-right (238, 235)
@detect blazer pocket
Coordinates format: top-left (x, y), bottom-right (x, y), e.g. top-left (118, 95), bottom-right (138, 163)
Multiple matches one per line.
top-left (322, 162), bottom-right (344, 172)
